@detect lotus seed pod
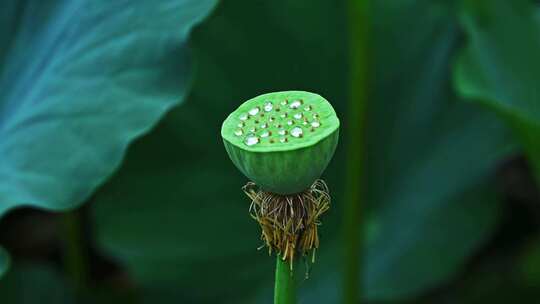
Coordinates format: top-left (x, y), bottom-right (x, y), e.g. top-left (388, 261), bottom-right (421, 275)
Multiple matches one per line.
top-left (221, 91), bottom-right (340, 194)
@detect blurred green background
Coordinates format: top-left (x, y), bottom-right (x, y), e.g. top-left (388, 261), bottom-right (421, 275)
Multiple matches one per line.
top-left (2, 0), bottom-right (540, 303)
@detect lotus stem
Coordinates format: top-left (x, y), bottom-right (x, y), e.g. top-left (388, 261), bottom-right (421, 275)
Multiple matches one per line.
top-left (274, 255), bottom-right (296, 304)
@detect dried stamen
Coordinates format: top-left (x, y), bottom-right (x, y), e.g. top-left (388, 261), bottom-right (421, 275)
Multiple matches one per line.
top-left (243, 180), bottom-right (330, 267)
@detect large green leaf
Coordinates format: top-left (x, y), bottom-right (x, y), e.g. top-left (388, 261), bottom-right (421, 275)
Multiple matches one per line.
top-left (93, 0), bottom-right (514, 302)
top-left (0, 0), bottom-right (217, 217)
top-left (0, 1), bottom-right (22, 68)
top-left (454, 0), bottom-right (540, 175)
top-left (0, 0), bottom-right (217, 281)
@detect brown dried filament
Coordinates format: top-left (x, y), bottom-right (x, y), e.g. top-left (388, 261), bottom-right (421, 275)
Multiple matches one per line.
top-left (243, 180), bottom-right (330, 268)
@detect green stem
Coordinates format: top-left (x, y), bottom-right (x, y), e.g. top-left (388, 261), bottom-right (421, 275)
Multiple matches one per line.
top-left (274, 256), bottom-right (296, 304)
top-left (61, 209), bottom-right (90, 292)
top-left (343, 0), bottom-right (369, 303)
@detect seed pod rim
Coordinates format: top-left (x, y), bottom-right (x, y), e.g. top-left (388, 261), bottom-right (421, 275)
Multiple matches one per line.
top-left (221, 90), bottom-right (340, 153)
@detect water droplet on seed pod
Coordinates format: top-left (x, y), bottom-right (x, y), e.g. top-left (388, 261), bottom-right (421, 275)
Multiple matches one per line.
top-left (294, 113), bottom-right (303, 120)
top-left (287, 120), bottom-right (294, 126)
top-left (244, 134), bottom-right (259, 146)
top-left (238, 122), bottom-right (245, 128)
top-left (279, 137), bottom-right (288, 143)
top-left (304, 105), bottom-right (312, 111)
top-left (234, 129), bottom-right (243, 136)
top-left (264, 102), bottom-right (273, 112)
top-left (311, 121), bottom-right (321, 128)
top-left (291, 126), bottom-right (303, 138)
top-left (290, 100), bottom-right (302, 109)
top-left (260, 131), bottom-right (271, 138)
top-left (261, 123), bottom-right (268, 129)
top-left (249, 107), bottom-right (260, 116)
top-left (239, 113), bottom-right (248, 121)
top-left (281, 100), bottom-right (288, 106)
top-left (278, 129), bottom-right (287, 136)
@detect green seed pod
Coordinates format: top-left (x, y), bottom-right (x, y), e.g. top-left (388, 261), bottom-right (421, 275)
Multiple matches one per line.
top-left (221, 91), bottom-right (340, 194)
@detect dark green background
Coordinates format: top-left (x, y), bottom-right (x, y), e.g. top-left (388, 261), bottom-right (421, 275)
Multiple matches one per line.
top-left (2, 0), bottom-right (540, 303)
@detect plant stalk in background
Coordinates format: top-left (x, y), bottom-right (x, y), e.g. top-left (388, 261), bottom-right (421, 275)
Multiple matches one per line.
top-left (61, 209), bottom-right (90, 293)
top-left (343, 0), bottom-right (369, 303)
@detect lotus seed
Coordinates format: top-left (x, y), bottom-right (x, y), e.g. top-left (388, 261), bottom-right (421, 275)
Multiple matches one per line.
top-left (304, 105), bottom-right (312, 111)
top-left (279, 137), bottom-right (288, 143)
top-left (261, 123), bottom-right (268, 129)
top-left (280, 113), bottom-right (288, 119)
top-left (281, 100), bottom-right (288, 106)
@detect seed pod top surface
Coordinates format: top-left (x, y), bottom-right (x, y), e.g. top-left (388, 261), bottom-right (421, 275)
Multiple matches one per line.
top-left (221, 91), bottom-right (339, 152)
top-left (221, 91), bottom-right (340, 195)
